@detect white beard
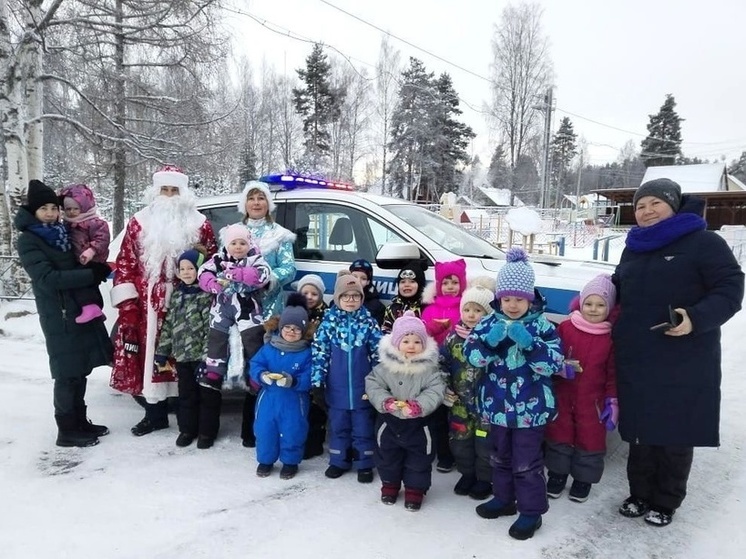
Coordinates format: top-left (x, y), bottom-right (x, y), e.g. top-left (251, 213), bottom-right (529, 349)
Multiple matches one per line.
top-left (139, 195), bottom-right (203, 283)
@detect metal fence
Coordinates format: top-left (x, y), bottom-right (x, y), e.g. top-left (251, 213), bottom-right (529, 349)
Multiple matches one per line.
top-left (0, 255), bottom-right (33, 300)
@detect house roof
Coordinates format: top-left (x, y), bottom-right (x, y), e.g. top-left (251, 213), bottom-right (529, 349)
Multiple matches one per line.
top-left (641, 163), bottom-right (728, 193)
top-left (477, 186), bottom-right (512, 206)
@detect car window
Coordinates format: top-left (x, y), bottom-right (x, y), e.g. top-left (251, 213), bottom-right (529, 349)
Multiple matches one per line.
top-left (199, 204), bottom-right (242, 234)
top-left (286, 202), bottom-right (402, 263)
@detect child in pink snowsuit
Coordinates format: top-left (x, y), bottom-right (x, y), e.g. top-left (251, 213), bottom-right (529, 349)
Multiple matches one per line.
top-left (421, 258), bottom-right (467, 345)
top-left (59, 184), bottom-right (111, 323)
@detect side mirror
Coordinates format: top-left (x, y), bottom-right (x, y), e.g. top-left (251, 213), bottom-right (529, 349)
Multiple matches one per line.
top-left (375, 242), bottom-right (430, 271)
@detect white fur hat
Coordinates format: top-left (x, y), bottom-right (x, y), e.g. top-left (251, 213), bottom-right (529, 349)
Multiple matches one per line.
top-left (237, 180), bottom-right (275, 215)
top-left (297, 274), bottom-right (326, 296)
top-left (153, 165), bottom-right (189, 191)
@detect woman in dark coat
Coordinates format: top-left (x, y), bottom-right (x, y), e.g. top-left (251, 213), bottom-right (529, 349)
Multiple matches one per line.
top-left (14, 180), bottom-right (113, 447)
top-left (612, 178), bottom-right (744, 527)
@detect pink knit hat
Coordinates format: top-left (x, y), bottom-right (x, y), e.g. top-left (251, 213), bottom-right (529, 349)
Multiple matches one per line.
top-left (220, 224), bottom-right (253, 247)
top-left (435, 258), bottom-right (467, 296)
top-left (390, 310), bottom-right (428, 347)
top-left (580, 274), bottom-right (616, 319)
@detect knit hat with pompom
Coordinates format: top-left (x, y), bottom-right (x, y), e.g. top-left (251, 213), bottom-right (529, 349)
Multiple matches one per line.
top-left (460, 276), bottom-right (496, 313)
top-left (496, 248), bottom-right (535, 302)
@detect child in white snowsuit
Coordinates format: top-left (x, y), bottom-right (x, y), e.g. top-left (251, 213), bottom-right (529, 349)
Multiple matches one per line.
top-left (250, 293), bottom-right (313, 480)
top-left (198, 224), bottom-right (270, 390)
top-left (366, 311), bottom-right (446, 511)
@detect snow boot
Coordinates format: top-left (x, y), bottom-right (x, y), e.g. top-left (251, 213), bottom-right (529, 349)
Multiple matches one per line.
top-left (256, 463), bottom-right (273, 478)
top-left (619, 496), bottom-right (650, 518)
top-left (357, 468), bottom-right (374, 483)
top-left (468, 480), bottom-right (493, 500)
top-left (77, 405), bottom-right (109, 437)
top-left (546, 472), bottom-right (568, 499)
top-left (381, 482), bottom-right (400, 505)
top-left (325, 465), bottom-right (348, 479)
top-left (454, 474), bottom-right (476, 496)
top-left (280, 464), bottom-right (299, 480)
top-left (404, 487), bottom-right (425, 511)
top-left (131, 417), bottom-right (169, 437)
top-left (644, 506), bottom-right (675, 527)
top-left (476, 497), bottom-right (518, 519)
top-left (55, 415), bottom-right (99, 448)
top-left (176, 433), bottom-right (195, 447)
top-left (508, 514), bottom-right (542, 540)
top-left (568, 480), bottom-right (592, 502)
top-left (75, 304), bottom-right (105, 324)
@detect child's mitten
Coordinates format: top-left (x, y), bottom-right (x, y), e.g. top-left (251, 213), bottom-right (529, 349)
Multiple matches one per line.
top-left (224, 266), bottom-right (261, 286)
top-left (485, 319), bottom-right (508, 346)
top-left (599, 397), bottom-right (619, 431)
top-left (383, 398), bottom-right (399, 413)
top-left (401, 400), bottom-right (423, 418)
top-left (275, 372), bottom-right (294, 388)
top-left (507, 321), bottom-right (533, 350)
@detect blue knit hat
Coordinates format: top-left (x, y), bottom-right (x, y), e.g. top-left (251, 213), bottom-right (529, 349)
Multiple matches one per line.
top-left (178, 248), bottom-right (206, 270)
top-left (350, 258), bottom-right (374, 281)
top-left (496, 248), bottom-right (535, 302)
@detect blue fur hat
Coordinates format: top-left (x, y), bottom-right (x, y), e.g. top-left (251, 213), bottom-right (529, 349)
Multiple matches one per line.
top-left (496, 248), bottom-right (535, 302)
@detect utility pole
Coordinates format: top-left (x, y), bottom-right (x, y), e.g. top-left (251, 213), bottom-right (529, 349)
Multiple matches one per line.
top-left (538, 87), bottom-right (554, 209)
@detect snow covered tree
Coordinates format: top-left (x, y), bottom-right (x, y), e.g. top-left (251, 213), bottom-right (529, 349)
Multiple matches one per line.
top-left (293, 43), bottom-right (345, 170)
top-left (549, 116), bottom-right (577, 207)
top-left (640, 94), bottom-right (683, 168)
top-left (728, 151), bottom-right (746, 184)
top-left (374, 36), bottom-right (401, 195)
top-left (487, 144), bottom-right (511, 189)
top-left (488, 3), bottom-right (552, 178)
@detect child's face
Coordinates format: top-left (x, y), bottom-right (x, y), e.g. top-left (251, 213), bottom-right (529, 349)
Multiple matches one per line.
top-left (461, 302), bottom-right (487, 328)
top-left (441, 275), bottom-right (460, 296)
top-left (301, 285), bottom-right (321, 308)
top-left (63, 199), bottom-right (81, 219)
top-left (35, 203), bottom-right (59, 224)
top-left (500, 296), bottom-right (530, 319)
top-left (178, 260), bottom-right (198, 285)
top-left (227, 238), bottom-right (250, 259)
top-left (581, 294), bottom-right (608, 324)
top-left (338, 291), bottom-right (363, 312)
top-left (281, 324), bottom-right (303, 343)
top-left (398, 278), bottom-right (419, 298)
top-left (351, 270), bottom-right (369, 289)
top-left (398, 333), bottom-right (424, 358)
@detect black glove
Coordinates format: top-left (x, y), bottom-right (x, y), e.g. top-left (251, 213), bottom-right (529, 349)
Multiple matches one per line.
top-left (88, 261), bottom-right (112, 284)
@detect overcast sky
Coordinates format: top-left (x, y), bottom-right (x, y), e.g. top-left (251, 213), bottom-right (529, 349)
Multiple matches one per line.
top-left (231, 0), bottom-right (746, 170)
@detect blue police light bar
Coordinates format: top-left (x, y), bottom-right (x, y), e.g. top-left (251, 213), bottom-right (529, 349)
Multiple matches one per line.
top-left (259, 173), bottom-right (355, 191)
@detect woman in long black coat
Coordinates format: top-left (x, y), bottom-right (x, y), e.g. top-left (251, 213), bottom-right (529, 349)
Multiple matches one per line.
top-left (612, 178), bottom-right (744, 527)
top-left (14, 180), bottom-right (113, 447)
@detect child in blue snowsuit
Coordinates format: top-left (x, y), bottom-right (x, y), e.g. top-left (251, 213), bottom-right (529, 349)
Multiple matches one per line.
top-left (250, 293), bottom-right (312, 479)
top-left (463, 248), bottom-right (564, 541)
top-left (312, 272), bottom-right (382, 483)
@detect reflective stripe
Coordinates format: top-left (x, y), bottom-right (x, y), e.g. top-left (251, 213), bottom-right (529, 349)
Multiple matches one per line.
top-left (423, 425), bottom-right (433, 455)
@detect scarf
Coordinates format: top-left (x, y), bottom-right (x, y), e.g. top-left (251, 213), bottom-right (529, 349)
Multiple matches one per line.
top-left (269, 335), bottom-right (309, 353)
top-left (625, 213), bottom-right (706, 253)
top-left (568, 310), bottom-right (612, 335)
top-left (63, 206), bottom-right (99, 224)
top-left (28, 222), bottom-right (71, 252)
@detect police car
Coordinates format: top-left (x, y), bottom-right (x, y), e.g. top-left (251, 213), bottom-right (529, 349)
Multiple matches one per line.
top-left (187, 173), bottom-right (612, 317)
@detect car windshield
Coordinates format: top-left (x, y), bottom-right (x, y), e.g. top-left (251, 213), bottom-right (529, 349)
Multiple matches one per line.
top-left (385, 204), bottom-right (504, 259)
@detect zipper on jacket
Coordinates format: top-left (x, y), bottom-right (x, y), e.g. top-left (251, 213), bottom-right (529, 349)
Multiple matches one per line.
top-left (347, 314), bottom-right (354, 409)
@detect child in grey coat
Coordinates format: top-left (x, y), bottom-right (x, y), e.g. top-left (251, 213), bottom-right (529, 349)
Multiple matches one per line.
top-left (366, 311), bottom-right (446, 511)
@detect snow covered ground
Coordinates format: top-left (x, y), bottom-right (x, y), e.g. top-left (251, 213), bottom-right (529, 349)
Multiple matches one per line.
top-left (1, 250), bottom-right (745, 558)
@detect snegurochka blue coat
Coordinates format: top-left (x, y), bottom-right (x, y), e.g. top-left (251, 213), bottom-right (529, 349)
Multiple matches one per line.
top-left (464, 294), bottom-right (564, 429)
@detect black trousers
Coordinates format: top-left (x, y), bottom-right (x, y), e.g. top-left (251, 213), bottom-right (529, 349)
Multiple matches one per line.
top-left (430, 404), bottom-right (454, 462)
top-left (240, 326), bottom-right (266, 442)
top-left (627, 443), bottom-right (694, 511)
top-left (176, 361), bottom-right (222, 439)
top-left (53, 375), bottom-right (88, 418)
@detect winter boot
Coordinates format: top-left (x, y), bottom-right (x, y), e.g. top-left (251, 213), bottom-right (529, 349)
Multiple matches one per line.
top-left (508, 514), bottom-right (542, 540)
top-left (476, 497), bottom-right (518, 519)
top-left (175, 433), bottom-right (195, 447)
top-left (547, 472), bottom-right (569, 499)
top-left (325, 465), bottom-right (348, 479)
top-left (468, 480), bottom-right (493, 500)
top-left (568, 480), bottom-right (592, 503)
top-left (454, 474), bottom-right (476, 496)
top-left (131, 417), bottom-right (169, 437)
top-left (357, 468), bottom-right (374, 483)
top-left (644, 506), bottom-right (675, 527)
top-left (381, 483), bottom-right (400, 505)
top-left (280, 464), bottom-right (299, 480)
top-left (75, 304), bottom-right (105, 324)
top-left (196, 436), bottom-right (214, 449)
top-left (619, 496), bottom-right (650, 518)
top-left (404, 487), bottom-right (425, 511)
top-left (77, 405), bottom-right (109, 437)
top-left (256, 463), bottom-right (273, 478)
top-left (55, 415), bottom-right (99, 448)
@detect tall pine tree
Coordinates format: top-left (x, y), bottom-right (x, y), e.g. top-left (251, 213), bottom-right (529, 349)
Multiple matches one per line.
top-left (549, 117), bottom-right (577, 207)
top-left (640, 94), bottom-right (683, 167)
top-left (487, 144), bottom-right (511, 189)
top-left (293, 44), bottom-right (345, 168)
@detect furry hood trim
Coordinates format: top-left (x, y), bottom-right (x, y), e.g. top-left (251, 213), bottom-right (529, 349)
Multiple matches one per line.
top-left (377, 333), bottom-right (439, 375)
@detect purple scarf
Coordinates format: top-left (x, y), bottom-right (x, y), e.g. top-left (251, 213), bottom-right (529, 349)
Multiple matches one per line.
top-left (625, 213), bottom-right (706, 253)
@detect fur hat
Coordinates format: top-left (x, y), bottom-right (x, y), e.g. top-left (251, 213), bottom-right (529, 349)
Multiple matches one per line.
top-left (496, 248), bottom-right (535, 302)
top-left (333, 271), bottom-right (364, 306)
top-left (153, 165), bottom-right (189, 191)
top-left (297, 274), bottom-right (326, 296)
top-left (178, 247), bottom-right (207, 270)
top-left (460, 276), bottom-right (496, 313)
top-left (435, 258), bottom-right (467, 296)
top-left (390, 310), bottom-right (428, 347)
top-left (580, 274), bottom-right (616, 319)
top-left (220, 223), bottom-right (252, 247)
top-left (237, 180), bottom-right (275, 215)
top-left (349, 259), bottom-right (374, 281)
top-left (279, 292), bottom-right (309, 334)
top-left (25, 180), bottom-right (59, 213)
top-left (59, 184), bottom-right (96, 213)
top-left (633, 178), bottom-right (682, 212)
